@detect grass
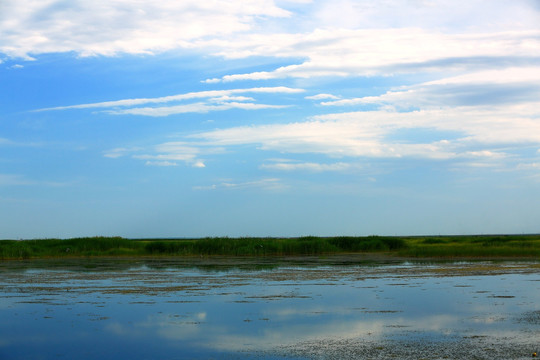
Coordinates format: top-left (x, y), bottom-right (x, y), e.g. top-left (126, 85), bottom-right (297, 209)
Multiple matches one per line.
top-left (399, 234), bottom-right (540, 258)
top-left (0, 237), bottom-right (142, 259)
top-left (1, 235), bottom-right (540, 260)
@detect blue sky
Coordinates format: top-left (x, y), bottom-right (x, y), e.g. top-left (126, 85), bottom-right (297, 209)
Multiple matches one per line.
top-left (1, 0), bottom-right (540, 239)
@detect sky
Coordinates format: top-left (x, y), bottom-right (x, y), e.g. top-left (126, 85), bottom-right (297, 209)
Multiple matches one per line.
top-left (1, 0), bottom-right (540, 239)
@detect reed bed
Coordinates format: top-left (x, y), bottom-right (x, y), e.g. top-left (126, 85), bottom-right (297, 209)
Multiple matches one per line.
top-left (1, 235), bottom-right (539, 259)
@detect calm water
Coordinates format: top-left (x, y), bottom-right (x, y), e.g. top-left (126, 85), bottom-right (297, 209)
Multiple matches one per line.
top-left (0, 258), bottom-right (539, 359)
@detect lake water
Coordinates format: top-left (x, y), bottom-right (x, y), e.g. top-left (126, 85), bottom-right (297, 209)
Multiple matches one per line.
top-left (0, 257), bottom-right (539, 359)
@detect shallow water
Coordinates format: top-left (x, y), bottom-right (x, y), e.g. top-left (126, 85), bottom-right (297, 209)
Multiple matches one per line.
top-left (0, 257), bottom-right (539, 359)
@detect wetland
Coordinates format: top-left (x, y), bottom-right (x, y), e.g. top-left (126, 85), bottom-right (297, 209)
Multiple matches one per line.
top-left (1, 256), bottom-right (539, 359)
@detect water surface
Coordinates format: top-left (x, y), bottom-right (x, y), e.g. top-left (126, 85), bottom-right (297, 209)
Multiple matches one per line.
top-left (1, 257), bottom-right (539, 359)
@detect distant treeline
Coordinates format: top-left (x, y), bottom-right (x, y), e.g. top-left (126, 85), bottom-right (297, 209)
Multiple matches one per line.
top-left (1, 235), bottom-right (540, 259)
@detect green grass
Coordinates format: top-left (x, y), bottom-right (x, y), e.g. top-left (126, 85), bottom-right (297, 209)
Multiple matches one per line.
top-left (399, 235), bottom-right (540, 258)
top-left (0, 237), bottom-right (143, 259)
top-left (141, 236), bottom-right (407, 256)
top-left (1, 234), bottom-right (540, 260)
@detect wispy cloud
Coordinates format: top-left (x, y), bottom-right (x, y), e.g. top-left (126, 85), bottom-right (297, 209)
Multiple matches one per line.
top-left (103, 147), bottom-right (142, 159)
top-left (0, 174), bottom-right (72, 187)
top-left (36, 86), bottom-right (304, 117)
top-left (261, 161), bottom-right (353, 172)
top-left (177, 102), bottom-right (540, 171)
top-left (193, 178), bottom-right (285, 191)
top-left (517, 162), bottom-right (540, 171)
top-left (320, 67), bottom-right (540, 109)
top-left (305, 93), bottom-right (340, 100)
top-left (0, 137), bottom-right (43, 147)
top-left (105, 102), bottom-right (289, 117)
top-left (204, 30), bottom-right (540, 82)
top-left (98, 60), bottom-right (540, 175)
top-left (105, 141), bottom-right (224, 168)
top-left (144, 161), bottom-right (178, 167)
top-left (37, 87), bottom-right (304, 111)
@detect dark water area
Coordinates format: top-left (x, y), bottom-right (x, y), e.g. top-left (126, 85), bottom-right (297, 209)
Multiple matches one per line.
top-left (0, 257), bottom-right (539, 359)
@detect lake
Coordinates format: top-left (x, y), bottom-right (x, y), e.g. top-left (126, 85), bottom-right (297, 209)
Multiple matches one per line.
top-left (1, 257), bottom-right (539, 359)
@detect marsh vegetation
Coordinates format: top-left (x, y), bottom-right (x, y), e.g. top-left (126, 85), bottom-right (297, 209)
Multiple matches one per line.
top-left (1, 234), bottom-right (540, 259)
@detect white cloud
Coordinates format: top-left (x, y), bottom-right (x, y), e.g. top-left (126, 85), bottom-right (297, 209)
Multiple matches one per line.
top-left (321, 67), bottom-right (540, 109)
top-left (462, 151), bottom-right (505, 159)
top-left (261, 161), bottom-right (353, 172)
top-left (209, 95), bottom-right (254, 103)
top-left (106, 141), bottom-right (217, 168)
top-left (517, 162), bottom-right (540, 170)
top-left (103, 147), bottom-right (142, 158)
top-left (105, 102), bottom-right (289, 117)
top-left (0, 0), bottom-right (292, 59)
top-left (205, 29), bottom-right (540, 82)
top-left (3, 0), bottom-right (539, 60)
top-left (37, 86), bottom-right (304, 116)
top-left (183, 101), bottom-right (540, 166)
top-left (134, 153), bottom-right (197, 162)
top-left (0, 173), bottom-right (71, 187)
top-left (189, 116), bottom-right (425, 158)
top-left (4, 1), bottom-right (537, 87)
top-left (100, 63), bottom-right (540, 171)
top-left (202, 78), bottom-right (221, 84)
top-left (423, 67), bottom-right (540, 86)
top-left (193, 178), bottom-right (285, 191)
top-left (305, 93), bottom-right (340, 100)
top-left (0, 137), bottom-right (43, 147)
top-left (306, 0), bottom-right (540, 31)
top-left (17, 0), bottom-right (538, 175)
top-left (37, 87), bottom-right (304, 111)
top-left (144, 161), bottom-right (178, 167)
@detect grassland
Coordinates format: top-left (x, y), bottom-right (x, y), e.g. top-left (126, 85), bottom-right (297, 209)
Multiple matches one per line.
top-left (1, 234), bottom-right (540, 260)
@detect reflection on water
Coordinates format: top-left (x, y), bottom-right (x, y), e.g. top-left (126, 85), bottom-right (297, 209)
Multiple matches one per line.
top-left (0, 258), bottom-right (539, 359)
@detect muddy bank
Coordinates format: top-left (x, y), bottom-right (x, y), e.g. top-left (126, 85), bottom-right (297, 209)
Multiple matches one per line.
top-left (2, 254), bottom-right (539, 273)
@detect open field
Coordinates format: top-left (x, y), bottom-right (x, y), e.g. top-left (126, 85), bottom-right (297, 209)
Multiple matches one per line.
top-left (1, 234), bottom-right (540, 259)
